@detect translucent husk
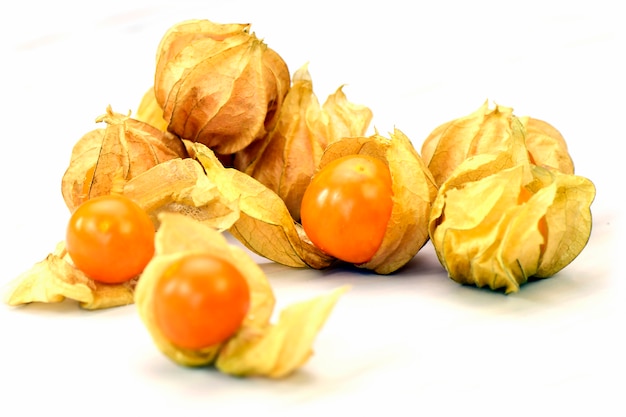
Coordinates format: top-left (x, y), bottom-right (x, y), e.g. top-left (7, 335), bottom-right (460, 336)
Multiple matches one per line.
top-left (3, 155), bottom-right (240, 309)
top-left (313, 129), bottom-right (439, 274)
top-left (421, 100), bottom-right (575, 186)
top-left (187, 127), bottom-right (437, 275)
top-left (61, 106), bottom-right (188, 213)
top-left (153, 19), bottom-right (290, 155)
top-left (428, 151), bottom-right (595, 293)
top-left (519, 116), bottom-right (575, 174)
top-left (233, 63), bottom-right (373, 221)
top-left (3, 241), bottom-right (135, 310)
top-left (187, 141), bottom-right (335, 269)
top-left (135, 212), bottom-right (348, 377)
top-left (135, 87), bottom-right (168, 131)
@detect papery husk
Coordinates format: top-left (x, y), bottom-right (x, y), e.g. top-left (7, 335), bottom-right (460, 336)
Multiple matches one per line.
top-left (135, 212), bottom-right (348, 378)
top-left (135, 212), bottom-right (275, 366)
top-left (187, 141), bottom-right (335, 269)
top-left (233, 64), bottom-right (373, 221)
top-left (121, 157), bottom-right (239, 231)
top-left (519, 116), bottom-right (575, 175)
top-left (216, 285), bottom-right (348, 378)
top-left (3, 153), bottom-right (242, 309)
top-left (421, 100), bottom-right (574, 186)
top-left (61, 105), bottom-right (187, 212)
top-left (136, 87), bottom-right (168, 131)
top-left (428, 151), bottom-right (595, 293)
top-left (154, 19), bottom-right (290, 155)
top-left (316, 129), bottom-right (439, 274)
top-left (3, 241), bottom-right (135, 310)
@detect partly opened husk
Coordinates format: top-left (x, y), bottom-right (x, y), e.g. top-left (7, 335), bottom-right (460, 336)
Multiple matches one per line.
top-left (135, 212), bottom-right (348, 377)
top-left (428, 151), bottom-right (595, 293)
top-left (313, 129), bottom-right (439, 274)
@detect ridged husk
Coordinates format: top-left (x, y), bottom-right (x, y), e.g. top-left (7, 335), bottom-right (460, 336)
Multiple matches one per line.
top-left (233, 64), bottom-right (373, 221)
top-left (428, 151), bottom-right (595, 294)
top-left (153, 19), bottom-right (290, 155)
top-left (421, 100), bottom-right (575, 187)
top-left (61, 106), bottom-right (188, 213)
top-left (314, 129), bottom-right (439, 274)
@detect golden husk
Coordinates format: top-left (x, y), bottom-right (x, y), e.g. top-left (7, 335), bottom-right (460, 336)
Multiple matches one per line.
top-left (421, 100), bottom-right (574, 187)
top-left (153, 19), bottom-right (290, 155)
top-left (313, 129), bottom-right (439, 274)
top-left (233, 64), bottom-right (373, 221)
top-left (135, 212), bottom-right (348, 377)
top-left (187, 141), bottom-right (335, 269)
top-left (428, 151), bottom-right (595, 293)
top-left (61, 106), bottom-right (188, 212)
top-left (3, 242), bottom-right (135, 310)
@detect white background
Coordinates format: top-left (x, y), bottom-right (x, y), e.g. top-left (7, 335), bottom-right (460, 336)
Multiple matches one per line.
top-left (0, 1), bottom-right (623, 416)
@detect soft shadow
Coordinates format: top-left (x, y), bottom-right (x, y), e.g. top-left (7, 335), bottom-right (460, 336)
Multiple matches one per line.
top-left (4, 298), bottom-right (136, 318)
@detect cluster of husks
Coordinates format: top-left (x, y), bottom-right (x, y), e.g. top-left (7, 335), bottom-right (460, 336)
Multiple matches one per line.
top-left (6, 21), bottom-right (596, 326)
top-left (134, 18), bottom-right (435, 274)
top-left (422, 101), bottom-right (595, 293)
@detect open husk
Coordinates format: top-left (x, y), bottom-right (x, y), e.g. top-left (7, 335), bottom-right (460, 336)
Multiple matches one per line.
top-left (3, 241), bottom-right (135, 310)
top-left (135, 212), bottom-right (348, 377)
top-left (315, 129), bottom-right (438, 274)
top-left (187, 141), bottom-right (335, 269)
top-left (188, 127), bottom-right (438, 275)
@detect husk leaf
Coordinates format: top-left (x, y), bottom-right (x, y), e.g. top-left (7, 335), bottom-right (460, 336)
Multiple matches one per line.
top-left (216, 285), bottom-right (349, 378)
top-left (3, 242), bottom-right (135, 310)
top-left (154, 19), bottom-right (290, 155)
top-left (188, 141), bottom-right (334, 269)
top-left (429, 151), bottom-right (595, 293)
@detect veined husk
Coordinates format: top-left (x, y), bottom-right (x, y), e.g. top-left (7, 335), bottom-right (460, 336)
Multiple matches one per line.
top-left (136, 87), bottom-right (168, 131)
top-left (61, 106), bottom-right (188, 212)
top-left (187, 141), bottom-right (334, 269)
top-left (135, 212), bottom-right (348, 378)
top-left (154, 19), bottom-right (290, 155)
top-left (421, 100), bottom-right (575, 186)
top-left (428, 151), bottom-right (595, 293)
top-left (519, 116), bottom-right (575, 174)
top-left (233, 64), bottom-right (373, 221)
top-left (3, 241), bottom-right (135, 310)
top-left (188, 127), bottom-right (437, 275)
top-left (3, 157), bottom-right (240, 309)
top-left (4, 159), bottom-right (239, 309)
top-left (314, 129), bottom-right (439, 274)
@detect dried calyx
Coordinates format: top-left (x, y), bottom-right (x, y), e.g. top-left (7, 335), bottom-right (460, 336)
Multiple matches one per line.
top-left (153, 19), bottom-right (291, 156)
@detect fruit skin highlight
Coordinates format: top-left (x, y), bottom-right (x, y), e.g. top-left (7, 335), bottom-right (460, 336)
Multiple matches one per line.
top-left (65, 194), bottom-right (155, 284)
top-left (300, 154), bottom-right (394, 264)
